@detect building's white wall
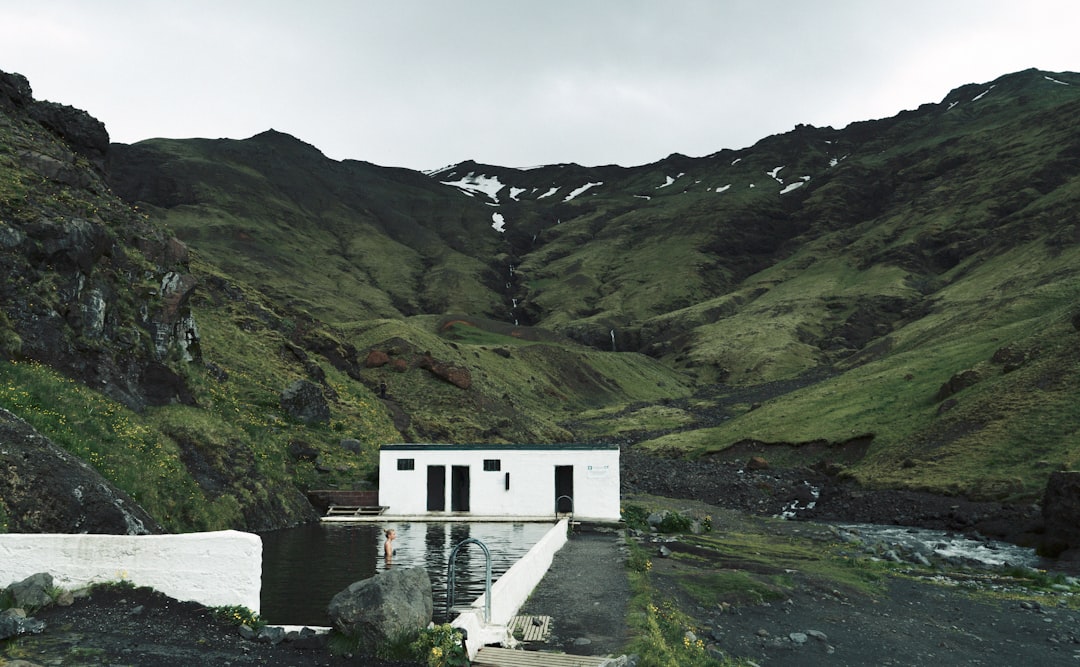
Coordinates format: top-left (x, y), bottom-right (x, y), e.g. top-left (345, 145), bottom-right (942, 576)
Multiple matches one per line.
top-left (379, 447), bottom-right (620, 520)
top-left (0, 530), bottom-right (261, 612)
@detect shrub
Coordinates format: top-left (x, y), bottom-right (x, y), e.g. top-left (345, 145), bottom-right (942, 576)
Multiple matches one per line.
top-left (212, 604), bottom-right (264, 630)
top-left (408, 623), bottom-right (469, 667)
top-left (657, 511), bottom-right (693, 533)
top-left (622, 503), bottom-right (650, 531)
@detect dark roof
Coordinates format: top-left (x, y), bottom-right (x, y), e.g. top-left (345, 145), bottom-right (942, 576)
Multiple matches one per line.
top-left (380, 443), bottom-right (618, 451)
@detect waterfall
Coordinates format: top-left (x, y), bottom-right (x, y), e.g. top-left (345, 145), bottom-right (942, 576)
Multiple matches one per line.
top-left (610, 329), bottom-right (616, 352)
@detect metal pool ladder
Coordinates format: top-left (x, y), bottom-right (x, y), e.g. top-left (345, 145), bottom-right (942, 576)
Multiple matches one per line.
top-left (445, 537), bottom-right (492, 623)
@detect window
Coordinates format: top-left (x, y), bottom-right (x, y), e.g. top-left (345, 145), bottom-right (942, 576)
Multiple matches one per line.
top-left (397, 458), bottom-right (415, 471)
top-left (483, 459), bottom-right (501, 471)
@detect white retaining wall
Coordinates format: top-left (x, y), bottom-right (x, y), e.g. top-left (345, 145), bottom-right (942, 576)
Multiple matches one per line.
top-left (0, 530), bottom-right (262, 612)
top-left (451, 519), bottom-right (569, 660)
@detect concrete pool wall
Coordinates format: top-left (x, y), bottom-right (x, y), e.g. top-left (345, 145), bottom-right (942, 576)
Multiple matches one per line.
top-left (0, 530), bottom-right (261, 612)
top-left (0, 519), bottom-right (577, 661)
top-left (451, 518), bottom-right (569, 659)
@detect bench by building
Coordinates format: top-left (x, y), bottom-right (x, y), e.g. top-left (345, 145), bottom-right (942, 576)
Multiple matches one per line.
top-left (377, 443), bottom-right (620, 521)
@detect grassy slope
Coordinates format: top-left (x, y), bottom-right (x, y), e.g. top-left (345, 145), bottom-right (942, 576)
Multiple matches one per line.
top-left (345, 317), bottom-right (694, 443)
top-left (5, 68), bottom-right (1080, 534)
top-left (127, 135), bottom-right (506, 326)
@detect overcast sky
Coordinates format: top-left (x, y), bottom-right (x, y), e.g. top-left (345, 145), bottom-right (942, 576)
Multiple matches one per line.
top-left (2, 1), bottom-right (1077, 170)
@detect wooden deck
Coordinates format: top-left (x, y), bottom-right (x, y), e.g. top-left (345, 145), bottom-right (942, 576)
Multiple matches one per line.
top-left (324, 505), bottom-right (387, 517)
top-left (472, 616), bottom-right (610, 666)
top-left (473, 647), bottom-right (610, 667)
top-left (509, 615), bottom-right (552, 642)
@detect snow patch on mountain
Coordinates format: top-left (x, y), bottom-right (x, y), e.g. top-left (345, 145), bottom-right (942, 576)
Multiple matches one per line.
top-left (564, 182), bottom-right (603, 201)
top-left (491, 212), bottom-right (506, 232)
top-left (441, 172), bottom-right (505, 202)
top-left (971, 85), bottom-right (995, 102)
top-left (657, 173), bottom-right (685, 189)
top-left (1045, 76), bottom-right (1071, 86)
top-left (538, 186), bottom-right (559, 199)
top-left (780, 177), bottom-right (809, 194)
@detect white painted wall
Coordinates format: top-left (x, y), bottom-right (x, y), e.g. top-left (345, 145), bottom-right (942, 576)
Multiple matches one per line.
top-left (378, 445), bottom-right (620, 521)
top-left (0, 530), bottom-right (262, 612)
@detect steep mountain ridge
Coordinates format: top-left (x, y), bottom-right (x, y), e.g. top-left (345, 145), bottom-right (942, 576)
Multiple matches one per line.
top-left (1, 66), bottom-right (1078, 534)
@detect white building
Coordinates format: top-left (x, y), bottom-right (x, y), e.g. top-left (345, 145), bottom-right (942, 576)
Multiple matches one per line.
top-left (377, 443), bottom-right (620, 522)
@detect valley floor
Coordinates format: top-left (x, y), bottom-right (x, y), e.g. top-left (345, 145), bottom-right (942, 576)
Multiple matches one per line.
top-left (5, 454), bottom-right (1078, 666)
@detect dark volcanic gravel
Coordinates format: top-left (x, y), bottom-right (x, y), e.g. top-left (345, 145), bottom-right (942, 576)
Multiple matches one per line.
top-left (619, 447), bottom-right (1044, 546)
top-left (14, 584), bottom-right (419, 667)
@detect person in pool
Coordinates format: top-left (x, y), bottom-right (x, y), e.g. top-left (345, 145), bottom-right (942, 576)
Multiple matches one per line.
top-left (384, 528), bottom-right (397, 566)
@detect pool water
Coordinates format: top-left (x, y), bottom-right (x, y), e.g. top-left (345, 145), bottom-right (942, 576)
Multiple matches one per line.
top-left (258, 521), bottom-right (554, 625)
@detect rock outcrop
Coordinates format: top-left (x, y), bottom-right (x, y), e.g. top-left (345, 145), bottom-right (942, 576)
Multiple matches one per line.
top-left (0, 408), bottom-right (161, 534)
top-left (0, 69), bottom-right (200, 413)
top-left (1041, 471), bottom-right (1080, 558)
top-left (280, 380), bottom-right (331, 425)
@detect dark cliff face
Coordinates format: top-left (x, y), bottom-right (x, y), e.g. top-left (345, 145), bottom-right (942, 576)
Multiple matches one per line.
top-left (0, 70), bottom-right (209, 533)
top-left (0, 70), bottom-right (198, 412)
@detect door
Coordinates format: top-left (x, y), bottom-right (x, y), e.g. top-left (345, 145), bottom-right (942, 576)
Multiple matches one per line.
top-left (427, 465), bottom-right (446, 511)
top-left (554, 465), bottom-right (574, 513)
top-left (451, 465), bottom-right (470, 512)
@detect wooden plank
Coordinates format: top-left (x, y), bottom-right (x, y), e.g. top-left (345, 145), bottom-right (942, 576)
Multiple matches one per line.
top-left (325, 506), bottom-right (362, 516)
top-left (325, 505), bottom-right (387, 516)
top-left (355, 506), bottom-right (388, 515)
top-left (473, 647), bottom-right (608, 667)
top-left (509, 615), bottom-right (551, 642)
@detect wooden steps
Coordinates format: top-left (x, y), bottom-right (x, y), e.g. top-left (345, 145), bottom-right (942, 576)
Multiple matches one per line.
top-left (473, 647), bottom-right (609, 667)
top-left (324, 505), bottom-right (387, 516)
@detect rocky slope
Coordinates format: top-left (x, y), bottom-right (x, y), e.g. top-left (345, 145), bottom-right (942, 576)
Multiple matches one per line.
top-left (2, 66), bottom-right (1079, 534)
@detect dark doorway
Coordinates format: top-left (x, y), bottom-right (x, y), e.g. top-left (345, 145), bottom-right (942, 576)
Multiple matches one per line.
top-left (451, 465), bottom-right (470, 512)
top-left (554, 465), bottom-right (574, 513)
top-left (427, 465), bottom-right (446, 511)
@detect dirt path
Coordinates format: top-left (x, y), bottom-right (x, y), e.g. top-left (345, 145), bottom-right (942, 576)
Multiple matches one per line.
top-left (516, 524), bottom-right (632, 657)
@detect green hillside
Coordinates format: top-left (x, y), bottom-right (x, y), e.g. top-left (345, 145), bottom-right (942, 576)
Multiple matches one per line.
top-left (1, 67), bottom-right (1079, 532)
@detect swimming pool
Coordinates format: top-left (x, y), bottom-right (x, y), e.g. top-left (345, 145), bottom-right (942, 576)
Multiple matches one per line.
top-left (258, 521), bottom-right (555, 625)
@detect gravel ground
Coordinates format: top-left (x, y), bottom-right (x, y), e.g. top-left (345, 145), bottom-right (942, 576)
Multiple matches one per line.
top-left (6, 585), bottom-right (419, 667)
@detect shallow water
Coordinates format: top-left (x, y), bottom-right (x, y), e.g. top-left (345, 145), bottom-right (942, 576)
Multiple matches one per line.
top-left (837, 523), bottom-right (1041, 568)
top-left (258, 521), bottom-right (553, 625)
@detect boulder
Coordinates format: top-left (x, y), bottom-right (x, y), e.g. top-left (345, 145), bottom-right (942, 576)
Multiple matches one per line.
top-left (6, 573), bottom-right (54, 611)
top-left (364, 349), bottom-right (390, 368)
top-left (934, 369), bottom-right (981, 402)
top-left (747, 456), bottom-right (770, 471)
top-left (417, 354), bottom-right (472, 389)
top-left (0, 609), bottom-right (46, 640)
top-left (991, 345), bottom-right (1027, 373)
top-left (1041, 471), bottom-right (1080, 558)
top-left (326, 567), bottom-right (433, 651)
top-left (287, 440), bottom-right (319, 462)
top-left (280, 380), bottom-right (330, 425)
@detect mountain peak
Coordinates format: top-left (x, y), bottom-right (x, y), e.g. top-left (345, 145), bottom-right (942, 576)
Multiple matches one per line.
top-left (247, 129), bottom-right (327, 157)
